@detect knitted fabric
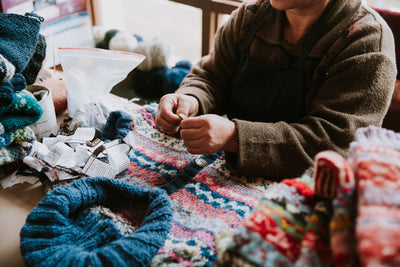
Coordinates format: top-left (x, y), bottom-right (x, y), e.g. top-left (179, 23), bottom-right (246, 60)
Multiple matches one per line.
top-left (36, 104), bottom-right (400, 266)
top-left (0, 54), bottom-right (15, 116)
top-left (21, 34), bottom-right (46, 85)
top-left (0, 90), bottom-right (43, 133)
top-left (0, 13), bottom-right (42, 73)
top-left (348, 126), bottom-right (400, 266)
top-left (0, 127), bottom-right (35, 165)
top-left (101, 110), bottom-right (132, 141)
top-left (215, 174), bottom-right (335, 267)
top-left (20, 177), bottom-right (173, 267)
top-left (0, 127), bottom-right (34, 149)
top-left (44, 103), bottom-right (274, 266)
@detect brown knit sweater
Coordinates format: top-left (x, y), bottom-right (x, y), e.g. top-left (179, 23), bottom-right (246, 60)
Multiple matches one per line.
top-left (176, 0), bottom-right (397, 179)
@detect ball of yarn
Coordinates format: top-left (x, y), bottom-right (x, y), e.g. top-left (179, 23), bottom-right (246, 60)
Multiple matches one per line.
top-left (92, 25), bottom-right (108, 43)
top-left (35, 69), bottom-right (67, 114)
top-left (133, 36), bottom-right (171, 71)
top-left (109, 31), bottom-right (139, 52)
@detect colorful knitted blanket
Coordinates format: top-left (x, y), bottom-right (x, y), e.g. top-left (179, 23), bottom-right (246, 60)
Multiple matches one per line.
top-left (31, 104), bottom-right (400, 266)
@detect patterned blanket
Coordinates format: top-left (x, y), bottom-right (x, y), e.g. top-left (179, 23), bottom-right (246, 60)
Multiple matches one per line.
top-left (36, 104), bottom-right (400, 266)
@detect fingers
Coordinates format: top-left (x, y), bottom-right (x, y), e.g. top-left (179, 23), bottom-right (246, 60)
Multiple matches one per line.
top-left (155, 94), bottom-right (181, 135)
top-left (179, 115), bottom-right (237, 154)
top-left (155, 94), bottom-right (199, 135)
top-left (180, 117), bottom-right (213, 154)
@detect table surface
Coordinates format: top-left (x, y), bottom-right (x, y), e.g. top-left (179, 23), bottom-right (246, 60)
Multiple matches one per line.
top-left (0, 182), bottom-right (45, 266)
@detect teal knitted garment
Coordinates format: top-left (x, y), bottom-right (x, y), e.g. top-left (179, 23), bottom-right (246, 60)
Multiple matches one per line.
top-left (0, 90), bottom-right (42, 134)
top-left (20, 177), bottom-right (173, 267)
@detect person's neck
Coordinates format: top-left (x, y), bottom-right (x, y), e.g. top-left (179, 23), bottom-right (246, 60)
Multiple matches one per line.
top-left (284, 0), bottom-right (331, 45)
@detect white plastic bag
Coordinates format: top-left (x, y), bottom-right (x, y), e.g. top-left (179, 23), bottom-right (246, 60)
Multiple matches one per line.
top-left (58, 47), bottom-right (145, 129)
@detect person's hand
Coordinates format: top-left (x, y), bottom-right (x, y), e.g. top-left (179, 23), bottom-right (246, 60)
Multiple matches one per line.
top-left (155, 93), bottom-right (199, 135)
top-left (179, 114), bottom-right (237, 155)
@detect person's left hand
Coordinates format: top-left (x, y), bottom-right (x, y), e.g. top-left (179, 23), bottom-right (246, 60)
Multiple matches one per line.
top-left (179, 114), bottom-right (237, 155)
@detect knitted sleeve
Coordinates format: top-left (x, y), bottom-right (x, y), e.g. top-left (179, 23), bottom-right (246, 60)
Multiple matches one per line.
top-left (226, 5), bottom-right (397, 178)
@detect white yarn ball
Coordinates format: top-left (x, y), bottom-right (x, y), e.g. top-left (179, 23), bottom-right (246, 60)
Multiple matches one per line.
top-left (109, 32), bottom-right (139, 52)
top-left (92, 25), bottom-right (108, 43)
top-left (133, 36), bottom-right (171, 71)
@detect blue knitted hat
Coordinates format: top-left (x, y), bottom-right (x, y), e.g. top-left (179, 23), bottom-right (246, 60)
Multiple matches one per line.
top-left (20, 177), bottom-right (173, 267)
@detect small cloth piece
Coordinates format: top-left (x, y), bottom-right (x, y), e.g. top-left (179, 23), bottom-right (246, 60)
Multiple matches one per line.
top-left (20, 177), bottom-right (173, 267)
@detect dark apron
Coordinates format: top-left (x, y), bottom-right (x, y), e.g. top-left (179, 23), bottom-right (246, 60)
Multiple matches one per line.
top-left (227, 3), bottom-right (331, 123)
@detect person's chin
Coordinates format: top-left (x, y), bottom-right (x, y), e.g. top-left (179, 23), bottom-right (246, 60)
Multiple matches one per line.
top-left (270, 0), bottom-right (293, 11)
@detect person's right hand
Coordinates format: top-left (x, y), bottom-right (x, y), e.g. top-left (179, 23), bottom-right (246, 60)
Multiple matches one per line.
top-left (155, 93), bottom-right (199, 135)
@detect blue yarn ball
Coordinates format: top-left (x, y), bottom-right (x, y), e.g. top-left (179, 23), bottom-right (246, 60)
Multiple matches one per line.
top-left (162, 60), bottom-right (192, 95)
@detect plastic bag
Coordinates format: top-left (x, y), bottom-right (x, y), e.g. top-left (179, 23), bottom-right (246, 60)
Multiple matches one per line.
top-left (58, 47), bottom-right (145, 130)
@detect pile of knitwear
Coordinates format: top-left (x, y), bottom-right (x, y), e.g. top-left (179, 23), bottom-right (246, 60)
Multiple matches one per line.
top-left (20, 103), bottom-right (400, 266)
top-left (0, 13), bottom-right (46, 177)
top-left (216, 125), bottom-right (400, 267)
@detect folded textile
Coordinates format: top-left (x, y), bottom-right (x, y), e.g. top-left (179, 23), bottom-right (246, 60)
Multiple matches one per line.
top-left (0, 13), bottom-right (42, 74)
top-left (20, 177), bottom-right (173, 267)
top-left (0, 127), bottom-right (35, 149)
top-left (0, 127), bottom-right (35, 166)
top-left (0, 90), bottom-right (42, 134)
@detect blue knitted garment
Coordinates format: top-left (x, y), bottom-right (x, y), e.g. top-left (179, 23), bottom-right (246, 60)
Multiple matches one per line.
top-left (101, 110), bottom-right (132, 141)
top-left (20, 177), bottom-right (173, 267)
top-left (0, 13), bottom-right (42, 73)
